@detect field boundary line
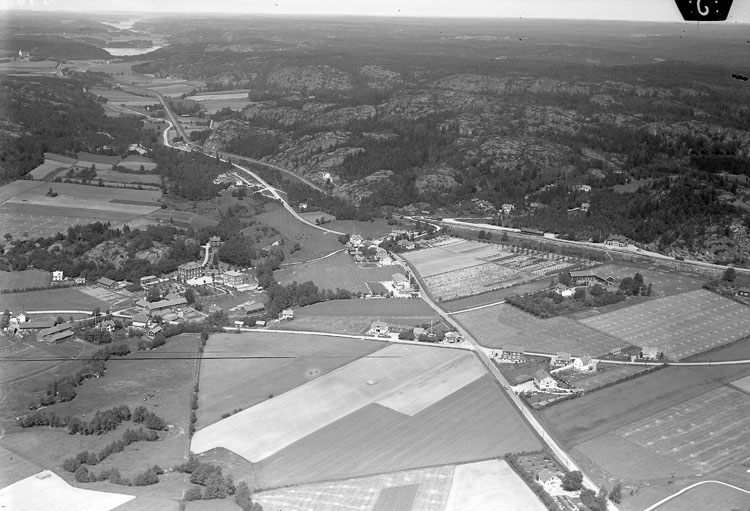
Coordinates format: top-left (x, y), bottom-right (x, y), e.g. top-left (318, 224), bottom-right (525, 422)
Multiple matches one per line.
top-left (449, 300), bottom-right (506, 315)
top-left (643, 480), bottom-right (750, 511)
top-left (280, 249), bottom-right (346, 267)
top-left (220, 327), bottom-right (474, 352)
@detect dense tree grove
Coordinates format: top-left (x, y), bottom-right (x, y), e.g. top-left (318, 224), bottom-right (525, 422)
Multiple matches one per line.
top-left (18, 404), bottom-right (132, 433)
top-left (175, 458), bottom-right (237, 500)
top-left (1, 222), bottom-right (201, 282)
top-left (151, 146), bottom-right (231, 200)
top-left (63, 427), bottom-right (159, 472)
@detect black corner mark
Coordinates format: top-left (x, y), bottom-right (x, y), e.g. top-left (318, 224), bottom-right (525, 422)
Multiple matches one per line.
top-left (674, 0), bottom-right (733, 20)
top-left (731, 73), bottom-right (749, 81)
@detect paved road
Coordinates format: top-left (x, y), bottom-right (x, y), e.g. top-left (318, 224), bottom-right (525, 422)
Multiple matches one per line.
top-left (391, 253), bottom-right (620, 510)
top-left (231, 165), bottom-right (345, 236)
top-left (643, 480), bottom-right (750, 511)
top-left (219, 150), bottom-right (325, 193)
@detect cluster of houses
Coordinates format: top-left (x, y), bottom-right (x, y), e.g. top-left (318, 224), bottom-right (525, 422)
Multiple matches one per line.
top-left (367, 320), bottom-right (462, 343)
top-left (4, 311), bottom-right (117, 344)
top-left (346, 234), bottom-right (396, 266)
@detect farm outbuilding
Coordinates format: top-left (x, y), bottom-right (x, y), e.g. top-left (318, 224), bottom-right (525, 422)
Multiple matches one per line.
top-left (369, 321), bottom-right (389, 336)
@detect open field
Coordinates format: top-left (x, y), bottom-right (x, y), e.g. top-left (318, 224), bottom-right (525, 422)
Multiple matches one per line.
top-left (579, 289), bottom-right (750, 360)
top-left (555, 363), bottom-right (653, 392)
top-left (255, 464), bottom-right (455, 511)
top-left (190, 91), bottom-right (250, 114)
top-left (455, 303), bottom-right (625, 356)
top-left (28, 160), bottom-right (67, 180)
top-left (0, 287), bottom-right (109, 313)
top-left (615, 386), bottom-right (750, 473)
top-left (95, 170), bottom-right (161, 186)
top-left (440, 279), bottom-right (552, 312)
top-left (1, 334), bottom-right (199, 492)
top-left (404, 238), bottom-right (583, 301)
top-left (256, 203), bottom-right (342, 262)
top-left (276, 251), bottom-right (396, 294)
top-left (324, 219), bottom-right (394, 239)
top-left (445, 460), bottom-right (546, 511)
top-left (655, 482), bottom-right (750, 511)
top-left (0, 471), bottom-right (135, 511)
top-left (543, 364), bottom-right (750, 449)
top-left (0, 338), bottom-right (101, 427)
top-left (0, 270), bottom-right (51, 292)
top-left (252, 374), bottom-right (540, 488)
top-left (192, 344), bottom-right (481, 462)
top-left (196, 332), bottom-right (386, 429)
top-left (276, 298), bottom-right (439, 335)
top-left (0, 180), bottom-right (162, 239)
top-left (0, 446), bottom-right (40, 488)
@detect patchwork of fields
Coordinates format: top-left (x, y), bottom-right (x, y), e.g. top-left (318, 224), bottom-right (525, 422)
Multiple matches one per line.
top-left (254, 459), bottom-right (545, 511)
top-left (0, 181), bottom-right (162, 239)
top-left (580, 289), bottom-right (750, 360)
top-left (455, 303), bottom-right (625, 356)
top-left (276, 251), bottom-right (395, 294)
top-left (403, 238), bottom-right (583, 301)
top-left (193, 343), bottom-right (540, 488)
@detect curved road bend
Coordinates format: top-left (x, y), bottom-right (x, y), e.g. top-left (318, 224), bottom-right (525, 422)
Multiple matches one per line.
top-left (390, 253), bottom-right (619, 510)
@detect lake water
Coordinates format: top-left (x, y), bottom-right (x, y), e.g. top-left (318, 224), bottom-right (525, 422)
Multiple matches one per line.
top-left (103, 46), bottom-right (164, 56)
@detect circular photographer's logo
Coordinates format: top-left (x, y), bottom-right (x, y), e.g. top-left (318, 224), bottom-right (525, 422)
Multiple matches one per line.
top-left (675, 0), bottom-right (734, 21)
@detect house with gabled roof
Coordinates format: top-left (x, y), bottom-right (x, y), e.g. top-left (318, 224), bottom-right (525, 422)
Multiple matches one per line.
top-left (537, 469), bottom-right (563, 494)
top-left (573, 354), bottom-right (598, 372)
top-left (534, 369), bottom-right (559, 391)
top-left (369, 321), bottom-right (389, 336)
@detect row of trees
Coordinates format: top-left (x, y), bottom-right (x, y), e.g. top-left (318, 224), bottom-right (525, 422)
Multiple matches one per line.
top-left (63, 427), bottom-right (160, 473)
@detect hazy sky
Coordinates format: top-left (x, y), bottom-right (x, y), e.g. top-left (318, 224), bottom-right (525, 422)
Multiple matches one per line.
top-left (2, 0), bottom-right (750, 22)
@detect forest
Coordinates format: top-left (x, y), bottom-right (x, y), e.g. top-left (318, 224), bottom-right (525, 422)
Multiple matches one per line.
top-left (0, 74), bottom-right (147, 183)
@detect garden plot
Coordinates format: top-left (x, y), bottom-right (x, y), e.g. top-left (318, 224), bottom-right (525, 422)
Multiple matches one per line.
top-left (0, 471), bottom-right (134, 511)
top-left (615, 386), bottom-right (750, 473)
top-left (405, 238), bottom-right (582, 301)
top-left (455, 303), bottom-right (624, 356)
top-left (191, 345), bottom-right (476, 462)
top-left (579, 289), bottom-right (750, 360)
top-left (255, 464), bottom-right (455, 511)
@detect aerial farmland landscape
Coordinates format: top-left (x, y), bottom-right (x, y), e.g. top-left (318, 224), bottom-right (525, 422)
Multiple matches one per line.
top-left (1, 2), bottom-right (750, 511)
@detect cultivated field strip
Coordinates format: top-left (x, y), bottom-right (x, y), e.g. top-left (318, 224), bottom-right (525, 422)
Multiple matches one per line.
top-left (191, 345), bottom-right (473, 462)
top-left (455, 303), bottom-right (624, 356)
top-left (579, 289), bottom-right (750, 360)
top-left (255, 464), bottom-right (455, 511)
top-left (254, 376), bottom-right (541, 488)
top-left (616, 386), bottom-right (750, 473)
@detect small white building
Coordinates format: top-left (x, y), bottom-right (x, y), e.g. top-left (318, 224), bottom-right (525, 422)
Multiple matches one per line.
top-left (132, 313), bottom-right (149, 328)
top-left (537, 469), bottom-right (563, 494)
top-left (369, 321), bottom-right (389, 336)
top-left (573, 354), bottom-right (598, 372)
top-left (392, 273), bottom-right (410, 292)
top-left (280, 309), bottom-right (294, 321)
top-left (534, 369), bottom-right (559, 391)
top-left (52, 270), bottom-right (64, 282)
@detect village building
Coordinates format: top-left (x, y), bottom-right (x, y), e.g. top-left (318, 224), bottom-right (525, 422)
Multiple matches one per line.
top-left (604, 235), bottom-right (630, 247)
top-left (537, 469), bottom-right (563, 494)
top-left (52, 270), bottom-right (64, 282)
top-left (147, 325), bottom-right (163, 338)
top-left (369, 321), bottom-right (390, 336)
top-left (568, 271), bottom-right (615, 287)
top-left (178, 262), bottom-right (204, 281)
top-left (573, 354), bottom-right (598, 372)
top-left (97, 277), bottom-right (116, 289)
top-left (574, 184), bottom-right (592, 193)
top-left (533, 369), bottom-right (559, 391)
top-left (209, 236), bottom-right (223, 248)
top-left (280, 309), bottom-right (294, 321)
top-left (140, 275), bottom-right (159, 287)
top-left (37, 322), bottom-right (75, 343)
top-left (553, 352), bottom-right (572, 366)
top-left (99, 320), bottom-right (116, 333)
top-left (223, 270), bottom-right (245, 288)
top-left (640, 346), bottom-right (662, 360)
top-left (131, 313), bottom-right (149, 328)
top-left (74, 277), bottom-right (86, 285)
top-left (501, 345), bottom-right (526, 362)
top-left (501, 203), bottom-right (515, 214)
top-left (736, 288), bottom-right (750, 298)
top-left (141, 296), bottom-right (189, 314)
top-left (255, 320), bottom-right (267, 327)
top-left (444, 331), bottom-right (462, 343)
top-left (15, 319), bottom-right (56, 335)
top-left (392, 273), bottom-right (411, 292)
top-left (553, 283), bottom-right (575, 298)
top-left (240, 302), bottom-right (265, 315)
